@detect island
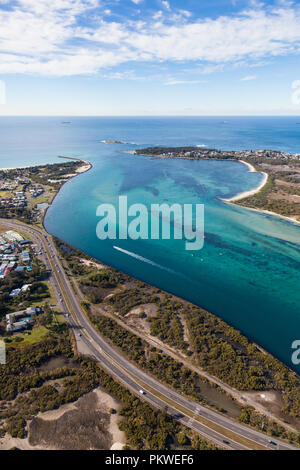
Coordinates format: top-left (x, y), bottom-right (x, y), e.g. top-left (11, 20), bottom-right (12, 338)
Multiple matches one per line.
top-left (101, 140), bottom-right (132, 145)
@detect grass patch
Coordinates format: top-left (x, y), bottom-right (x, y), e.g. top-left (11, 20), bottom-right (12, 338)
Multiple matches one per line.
top-left (8, 327), bottom-right (49, 346)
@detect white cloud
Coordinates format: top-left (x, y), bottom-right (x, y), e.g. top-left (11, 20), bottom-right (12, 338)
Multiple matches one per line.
top-left (0, 2), bottom-right (300, 76)
top-left (161, 1), bottom-right (171, 10)
top-left (164, 79), bottom-right (204, 85)
top-left (291, 79), bottom-right (300, 89)
top-left (241, 75), bottom-right (257, 80)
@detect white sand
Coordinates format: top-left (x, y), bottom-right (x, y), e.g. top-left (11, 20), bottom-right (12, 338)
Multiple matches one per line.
top-left (0, 165), bottom-right (33, 171)
top-left (238, 205), bottom-right (300, 226)
top-left (0, 159), bottom-right (92, 173)
top-left (93, 388), bottom-right (126, 450)
top-left (221, 160), bottom-right (300, 225)
top-left (80, 258), bottom-right (106, 269)
top-left (221, 160), bottom-right (269, 202)
top-left (76, 163), bottom-right (91, 173)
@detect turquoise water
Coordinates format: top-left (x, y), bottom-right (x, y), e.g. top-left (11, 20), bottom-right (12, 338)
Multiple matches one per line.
top-left (0, 117), bottom-right (300, 371)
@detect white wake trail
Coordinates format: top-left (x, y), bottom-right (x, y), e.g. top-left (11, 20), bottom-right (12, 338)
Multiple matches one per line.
top-left (113, 246), bottom-right (180, 276)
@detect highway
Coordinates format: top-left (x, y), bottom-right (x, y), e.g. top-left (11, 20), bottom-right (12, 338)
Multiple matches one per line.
top-left (2, 219), bottom-right (299, 451)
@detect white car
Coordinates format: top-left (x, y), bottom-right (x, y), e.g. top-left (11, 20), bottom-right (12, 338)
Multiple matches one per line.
top-left (139, 389), bottom-right (145, 395)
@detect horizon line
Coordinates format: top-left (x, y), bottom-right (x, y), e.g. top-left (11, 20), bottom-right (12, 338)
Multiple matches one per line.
top-left (1, 114), bottom-right (300, 118)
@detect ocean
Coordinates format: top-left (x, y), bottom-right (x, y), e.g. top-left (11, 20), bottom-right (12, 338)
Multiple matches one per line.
top-left (0, 116), bottom-right (300, 372)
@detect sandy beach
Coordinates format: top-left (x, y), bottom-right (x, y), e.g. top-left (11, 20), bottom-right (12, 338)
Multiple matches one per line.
top-left (0, 157), bottom-right (92, 173)
top-left (0, 165), bottom-right (33, 171)
top-left (221, 160), bottom-right (269, 202)
top-left (236, 205), bottom-right (300, 226)
top-left (220, 160), bottom-right (300, 225)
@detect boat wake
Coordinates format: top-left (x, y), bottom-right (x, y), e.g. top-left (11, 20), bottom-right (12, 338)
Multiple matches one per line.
top-left (113, 246), bottom-right (181, 276)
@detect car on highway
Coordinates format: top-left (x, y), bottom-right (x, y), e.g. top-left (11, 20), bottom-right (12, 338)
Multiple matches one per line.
top-left (269, 440), bottom-right (277, 446)
top-left (139, 389), bottom-right (145, 395)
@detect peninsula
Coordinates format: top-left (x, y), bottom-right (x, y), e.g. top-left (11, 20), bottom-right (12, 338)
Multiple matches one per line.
top-left (134, 147), bottom-right (300, 222)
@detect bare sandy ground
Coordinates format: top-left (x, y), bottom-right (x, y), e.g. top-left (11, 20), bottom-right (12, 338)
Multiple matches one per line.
top-left (80, 258), bottom-right (106, 269)
top-left (93, 388), bottom-right (126, 450)
top-left (0, 387), bottom-right (126, 450)
top-left (76, 163), bottom-right (91, 173)
top-left (64, 163), bottom-right (91, 177)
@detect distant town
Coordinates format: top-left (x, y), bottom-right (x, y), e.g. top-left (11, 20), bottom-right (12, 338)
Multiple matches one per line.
top-left (134, 146), bottom-right (300, 161)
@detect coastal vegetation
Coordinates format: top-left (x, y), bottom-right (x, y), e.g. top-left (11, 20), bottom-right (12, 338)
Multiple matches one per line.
top-left (0, 331), bottom-right (216, 450)
top-left (0, 161), bottom-right (83, 223)
top-left (2, 160), bottom-right (299, 445)
top-left (235, 158), bottom-right (300, 221)
top-left (148, 297), bottom-right (189, 351)
top-left (102, 285), bottom-right (300, 422)
top-left (93, 315), bottom-right (299, 444)
top-left (134, 146), bottom-right (300, 221)
top-left (134, 146), bottom-right (236, 159)
top-left (54, 233), bottom-right (300, 429)
top-left (94, 315), bottom-right (233, 412)
top-left (105, 288), bottom-right (160, 316)
top-left (184, 307), bottom-right (300, 418)
top-left (0, 161), bottom-right (83, 191)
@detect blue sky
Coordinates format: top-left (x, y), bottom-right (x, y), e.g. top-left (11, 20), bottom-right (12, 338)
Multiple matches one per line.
top-left (0, 0), bottom-right (300, 115)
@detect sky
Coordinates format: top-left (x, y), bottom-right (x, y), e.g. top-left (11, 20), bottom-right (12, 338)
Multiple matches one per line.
top-left (1, 0), bottom-right (300, 115)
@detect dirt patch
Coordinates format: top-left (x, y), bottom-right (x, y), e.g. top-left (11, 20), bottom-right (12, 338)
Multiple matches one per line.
top-left (125, 303), bottom-right (157, 318)
top-left (26, 388), bottom-right (126, 450)
top-left (269, 192), bottom-right (300, 203)
top-left (38, 356), bottom-right (81, 372)
top-left (179, 313), bottom-right (190, 345)
top-left (243, 391), bottom-right (300, 431)
top-left (0, 224), bottom-right (9, 234)
top-left (125, 303), bottom-right (158, 334)
top-left (80, 258), bottom-right (106, 270)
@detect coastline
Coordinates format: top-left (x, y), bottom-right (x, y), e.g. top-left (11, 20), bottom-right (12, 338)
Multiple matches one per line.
top-left (136, 150), bottom-right (300, 226)
top-left (3, 155), bottom-right (299, 425)
top-left (221, 160), bottom-right (300, 226)
top-left (0, 156), bottom-right (92, 174)
top-left (42, 156), bottom-right (93, 229)
top-left (57, 155), bottom-right (92, 174)
top-left (220, 160), bottom-right (269, 202)
top-left (233, 204), bottom-right (300, 226)
top-left (0, 165), bottom-right (34, 171)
